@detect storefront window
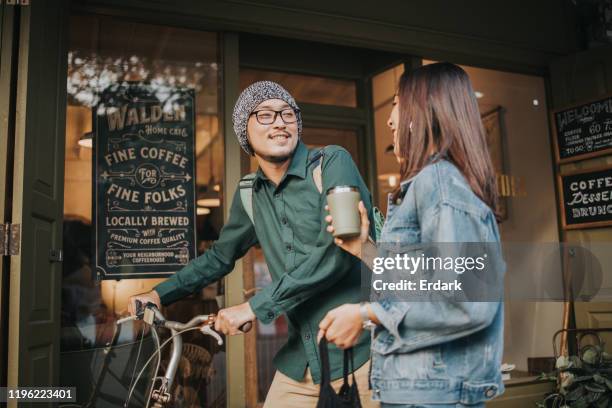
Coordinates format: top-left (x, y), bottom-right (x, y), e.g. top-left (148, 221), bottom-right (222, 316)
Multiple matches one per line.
top-left (241, 68), bottom-right (358, 107)
top-left (372, 64), bottom-right (404, 213)
top-left (62, 15), bottom-right (225, 407)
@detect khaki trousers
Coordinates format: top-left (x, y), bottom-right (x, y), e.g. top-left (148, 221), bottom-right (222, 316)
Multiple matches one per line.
top-left (263, 360), bottom-right (379, 408)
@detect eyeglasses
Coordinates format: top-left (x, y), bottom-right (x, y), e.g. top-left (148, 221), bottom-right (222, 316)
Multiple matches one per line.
top-left (250, 109), bottom-right (299, 125)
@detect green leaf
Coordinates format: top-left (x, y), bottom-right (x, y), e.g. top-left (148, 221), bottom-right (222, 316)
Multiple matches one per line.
top-left (585, 383), bottom-right (607, 393)
top-left (570, 396), bottom-right (588, 408)
top-left (564, 384), bottom-right (583, 401)
top-left (596, 394), bottom-right (610, 408)
top-left (584, 390), bottom-right (602, 403)
top-left (557, 356), bottom-right (570, 369)
top-left (570, 355), bottom-right (583, 369)
top-left (582, 348), bottom-right (600, 365)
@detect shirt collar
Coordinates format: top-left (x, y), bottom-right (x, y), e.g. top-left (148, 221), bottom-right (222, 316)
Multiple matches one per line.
top-left (253, 140), bottom-right (309, 187)
top-left (285, 140), bottom-right (309, 180)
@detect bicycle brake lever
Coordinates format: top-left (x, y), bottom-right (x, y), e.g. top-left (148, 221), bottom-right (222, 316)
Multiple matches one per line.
top-left (116, 315), bottom-right (137, 325)
top-left (134, 299), bottom-right (144, 318)
top-left (200, 324), bottom-right (224, 346)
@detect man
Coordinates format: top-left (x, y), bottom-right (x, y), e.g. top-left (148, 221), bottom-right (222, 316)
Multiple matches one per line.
top-left (129, 81), bottom-right (377, 407)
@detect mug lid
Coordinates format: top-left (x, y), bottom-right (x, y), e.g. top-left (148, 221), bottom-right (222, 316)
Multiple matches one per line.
top-left (326, 185), bottom-right (359, 195)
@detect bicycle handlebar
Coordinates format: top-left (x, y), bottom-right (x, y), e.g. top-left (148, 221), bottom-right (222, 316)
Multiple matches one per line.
top-left (118, 301), bottom-right (225, 346)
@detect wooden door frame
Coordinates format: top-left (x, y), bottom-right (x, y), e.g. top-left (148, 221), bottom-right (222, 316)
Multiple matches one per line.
top-left (7, 1), bottom-right (69, 403)
top-left (548, 45), bottom-right (612, 356)
top-left (0, 3), bottom-right (18, 389)
top-left (221, 32), bottom-right (249, 408)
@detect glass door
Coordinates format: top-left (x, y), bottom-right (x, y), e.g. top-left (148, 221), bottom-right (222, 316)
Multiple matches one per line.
top-left (62, 14), bottom-right (226, 407)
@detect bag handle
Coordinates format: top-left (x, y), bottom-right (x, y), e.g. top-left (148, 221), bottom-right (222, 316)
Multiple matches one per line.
top-left (319, 337), bottom-right (332, 386)
top-left (320, 337), bottom-right (358, 388)
top-left (342, 346), bottom-right (357, 387)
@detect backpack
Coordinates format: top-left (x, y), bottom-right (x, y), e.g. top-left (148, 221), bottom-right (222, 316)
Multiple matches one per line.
top-left (238, 147), bottom-right (385, 241)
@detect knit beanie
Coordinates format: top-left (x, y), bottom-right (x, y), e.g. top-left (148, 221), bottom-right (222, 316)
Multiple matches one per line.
top-left (232, 81), bottom-right (302, 155)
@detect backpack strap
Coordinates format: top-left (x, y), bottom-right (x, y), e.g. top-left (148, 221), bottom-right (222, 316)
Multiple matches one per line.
top-left (239, 173), bottom-right (256, 224)
top-left (308, 147), bottom-right (325, 194)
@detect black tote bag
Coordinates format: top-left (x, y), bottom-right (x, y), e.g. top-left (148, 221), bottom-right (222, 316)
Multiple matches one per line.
top-left (316, 338), bottom-right (363, 408)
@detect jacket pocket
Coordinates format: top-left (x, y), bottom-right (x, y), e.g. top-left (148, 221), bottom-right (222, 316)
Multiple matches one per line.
top-left (372, 346), bottom-right (448, 381)
top-left (460, 380), bottom-right (502, 404)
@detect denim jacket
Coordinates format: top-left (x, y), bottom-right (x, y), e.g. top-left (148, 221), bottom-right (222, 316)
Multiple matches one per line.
top-left (369, 159), bottom-right (505, 405)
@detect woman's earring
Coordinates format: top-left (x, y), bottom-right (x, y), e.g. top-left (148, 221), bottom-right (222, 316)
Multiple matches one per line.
top-left (409, 121), bottom-right (413, 132)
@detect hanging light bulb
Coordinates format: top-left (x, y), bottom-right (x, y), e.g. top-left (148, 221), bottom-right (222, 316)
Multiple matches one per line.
top-left (78, 131), bottom-right (93, 149)
top-left (197, 207), bottom-right (211, 215)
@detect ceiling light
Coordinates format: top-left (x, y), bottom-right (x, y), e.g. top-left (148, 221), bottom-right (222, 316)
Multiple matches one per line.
top-left (197, 198), bottom-right (221, 207)
top-left (197, 207), bottom-right (211, 215)
top-left (474, 91), bottom-right (484, 99)
top-left (78, 131), bottom-right (93, 149)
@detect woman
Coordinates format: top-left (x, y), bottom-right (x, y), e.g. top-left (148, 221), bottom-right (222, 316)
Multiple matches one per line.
top-left (318, 62), bottom-right (505, 408)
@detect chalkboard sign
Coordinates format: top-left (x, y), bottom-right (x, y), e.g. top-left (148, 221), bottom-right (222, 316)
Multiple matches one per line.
top-left (93, 83), bottom-right (197, 279)
top-left (558, 165), bottom-right (612, 230)
top-left (552, 94), bottom-right (612, 163)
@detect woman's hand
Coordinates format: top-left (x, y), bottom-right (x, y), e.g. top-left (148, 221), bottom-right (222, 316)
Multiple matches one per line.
top-left (325, 200), bottom-right (370, 259)
top-left (317, 304), bottom-right (363, 349)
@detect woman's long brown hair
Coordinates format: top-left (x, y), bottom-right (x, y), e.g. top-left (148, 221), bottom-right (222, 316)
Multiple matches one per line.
top-left (392, 62), bottom-right (499, 219)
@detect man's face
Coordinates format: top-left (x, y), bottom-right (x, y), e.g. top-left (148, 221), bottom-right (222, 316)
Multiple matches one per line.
top-left (247, 99), bottom-right (299, 163)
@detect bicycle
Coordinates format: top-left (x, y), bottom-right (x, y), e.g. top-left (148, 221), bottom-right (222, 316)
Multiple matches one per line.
top-left (60, 300), bottom-right (252, 408)
top-left (117, 300), bottom-right (248, 408)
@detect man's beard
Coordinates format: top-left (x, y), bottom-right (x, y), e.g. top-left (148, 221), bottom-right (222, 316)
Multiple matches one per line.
top-left (261, 153), bottom-right (291, 163)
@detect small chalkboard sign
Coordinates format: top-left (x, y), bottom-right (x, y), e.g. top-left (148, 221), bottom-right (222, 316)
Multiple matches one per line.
top-left (552, 94), bottom-right (612, 163)
top-left (558, 165), bottom-right (612, 230)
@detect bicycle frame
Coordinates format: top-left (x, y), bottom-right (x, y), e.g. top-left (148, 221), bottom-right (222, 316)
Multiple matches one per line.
top-left (116, 302), bottom-right (223, 408)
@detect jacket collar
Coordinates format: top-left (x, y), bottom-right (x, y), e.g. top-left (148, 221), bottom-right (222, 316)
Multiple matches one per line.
top-left (398, 153), bottom-right (446, 195)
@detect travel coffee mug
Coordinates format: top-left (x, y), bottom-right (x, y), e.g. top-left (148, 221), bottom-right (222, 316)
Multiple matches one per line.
top-left (326, 185), bottom-right (361, 238)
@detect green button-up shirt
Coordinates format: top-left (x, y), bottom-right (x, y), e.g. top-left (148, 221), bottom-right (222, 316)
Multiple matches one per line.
top-left (154, 141), bottom-right (372, 383)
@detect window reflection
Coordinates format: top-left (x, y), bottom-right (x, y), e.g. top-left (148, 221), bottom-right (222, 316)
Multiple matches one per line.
top-left (240, 68), bottom-right (358, 107)
top-left (62, 15), bottom-right (225, 407)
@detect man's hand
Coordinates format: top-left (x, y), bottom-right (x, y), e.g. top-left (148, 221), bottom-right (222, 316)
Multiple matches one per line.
top-left (214, 302), bottom-right (256, 335)
top-left (317, 303), bottom-right (363, 349)
top-left (128, 290), bottom-right (161, 316)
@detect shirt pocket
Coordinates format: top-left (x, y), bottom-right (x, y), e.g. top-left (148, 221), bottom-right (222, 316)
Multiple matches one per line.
top-left (289, 189), bottom-right (322, 242)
